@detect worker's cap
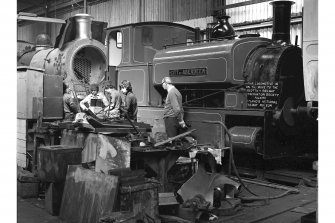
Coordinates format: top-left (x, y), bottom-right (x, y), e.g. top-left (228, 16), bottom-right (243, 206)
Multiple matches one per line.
top-left (89, 84), bottom-right (99, 91)
top-left (161, 77), bottom-right (172, 84)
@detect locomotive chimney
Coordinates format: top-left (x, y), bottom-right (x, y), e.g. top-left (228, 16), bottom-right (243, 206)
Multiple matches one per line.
top-left (270, 0), bottom-right (294, 43)
top-left (74, 13), bottom-right (93, 40)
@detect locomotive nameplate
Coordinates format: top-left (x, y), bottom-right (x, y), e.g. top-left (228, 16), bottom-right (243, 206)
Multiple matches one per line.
top-left (245, 82), bottom-right (280, 109)
top-left (169, 68), bottom-right (207, 76)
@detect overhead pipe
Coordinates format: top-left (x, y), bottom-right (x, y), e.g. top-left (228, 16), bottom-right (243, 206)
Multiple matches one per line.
top-left (84, 0), bottom-right (87, 13)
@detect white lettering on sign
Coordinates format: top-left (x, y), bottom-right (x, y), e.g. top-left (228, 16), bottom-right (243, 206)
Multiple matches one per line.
top-left (245, 82), bottom-right (280, 109)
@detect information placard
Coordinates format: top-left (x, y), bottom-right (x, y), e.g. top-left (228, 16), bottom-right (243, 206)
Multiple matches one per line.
top-left (245, 82), bottom-right (280, 109)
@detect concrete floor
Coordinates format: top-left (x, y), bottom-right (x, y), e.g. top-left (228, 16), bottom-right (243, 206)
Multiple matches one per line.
top-left (17, 197), bottom-right (60, 223)
top-left (17, 184), bottom-right (317, 223)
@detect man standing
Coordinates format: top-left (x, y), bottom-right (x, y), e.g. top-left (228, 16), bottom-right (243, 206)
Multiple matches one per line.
top-left (161, 77), bottom-right (186, 138)
top-left (104, 84), bottom-right (122, 119)
top-left (120, 80), bottom-right (138, 122)
top-left (63, 83), bottom-right (79, 121)
top-left (80, 84), bottom-right (109, 119)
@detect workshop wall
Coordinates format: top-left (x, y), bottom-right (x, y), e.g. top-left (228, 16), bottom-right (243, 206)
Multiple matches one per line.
top-left (17, 0), bottom-right (303, 47)
top-left (17, 23), bottom-right (47, 45)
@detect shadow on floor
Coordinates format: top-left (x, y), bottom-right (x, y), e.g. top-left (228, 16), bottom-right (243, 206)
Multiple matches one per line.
top-left (17, 197), bottom-right (60, 223)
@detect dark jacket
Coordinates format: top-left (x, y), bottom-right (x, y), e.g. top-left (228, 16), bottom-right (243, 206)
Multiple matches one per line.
top-left (123, 91), bottom-right (138, 121)
top-left (63, 93), bottom-right (78, 119)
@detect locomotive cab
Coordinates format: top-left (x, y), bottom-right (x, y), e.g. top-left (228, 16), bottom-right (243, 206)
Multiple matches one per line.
top-left (105, 22), bottom-right (196, 106)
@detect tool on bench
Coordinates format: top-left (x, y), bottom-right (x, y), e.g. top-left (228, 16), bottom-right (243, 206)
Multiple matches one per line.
top-left (154, 129), bottom-right (196, 147)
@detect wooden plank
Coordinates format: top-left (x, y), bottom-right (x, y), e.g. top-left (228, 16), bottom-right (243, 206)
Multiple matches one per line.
top-left (17, 140), bottom-right (27, 154)
top-left (17, 72), bottom-right (28, 119)
top-left (17, 119), bottom-right (27, 146)
top-left (17, 132), bottom-right (26, 140)
top-left (17, 139), bottom-right (27, 147)
top-left (59, 165), bottom-right (119, 223)
top-left (257, 200), bottom-right (317, 222)
top-left (17, 69), bottom-right (44, 119)
top-left (94, 127), bottom-right (150, 134)
top-left (264, 169), bottom-right (316, 185)
top-left (45, 182), bottom-right (65, 216)
top-left (17, 119), bottom-right (27, 134)
top-left (221, 186), bottom-right (317, 223)
top-left (17, 159), bottom-right (27, 168)
top-left (17, 153), bottom-right (27, 168)
top-left (17, 153), bottom-right (26, 161)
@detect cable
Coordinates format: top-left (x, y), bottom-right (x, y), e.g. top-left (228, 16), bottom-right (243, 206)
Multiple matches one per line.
top-left (182, 89), bottom-right (226, 106)
top-left (182, 84), bottom-right (244, 106)
top-left (202, 120), bottom-right (300, 201)
top-left (239, 190), bottom-right (293, 201)
top-left (202, 120), bottom-right (259, 196)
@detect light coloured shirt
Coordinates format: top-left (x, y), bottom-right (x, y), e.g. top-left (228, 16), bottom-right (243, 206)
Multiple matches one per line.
top-left (163, 86), bottom-right (184, 122)
top-left (80, 92), bottom-right (109, 115)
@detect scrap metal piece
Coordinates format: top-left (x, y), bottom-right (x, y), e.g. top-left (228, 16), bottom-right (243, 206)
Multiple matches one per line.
top-left (177, 166), bottom-right (240, 206)
top-left (154, 129), bottom-right (196, 147)
top-left (182, 194), bottom-right (211, 211)
top-left (59, 166), bottom-right (119, 223)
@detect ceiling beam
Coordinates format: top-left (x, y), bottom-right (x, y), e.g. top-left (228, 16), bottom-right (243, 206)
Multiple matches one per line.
top-left (17, 15), bottom-right (66, 24)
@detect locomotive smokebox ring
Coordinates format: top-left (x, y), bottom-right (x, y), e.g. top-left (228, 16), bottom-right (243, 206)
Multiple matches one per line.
top-left (281, 97), bottom-right (295, 127)
top-left (278, 97), bottom-right (299, 135)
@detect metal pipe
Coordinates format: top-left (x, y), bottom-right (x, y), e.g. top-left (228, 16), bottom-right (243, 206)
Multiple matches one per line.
top-left (232, 177), bottom-right (300, 194)
top-left (84, 0), bottom-right (87, 13)
top-left (195, 27), bottom-right (201, 42)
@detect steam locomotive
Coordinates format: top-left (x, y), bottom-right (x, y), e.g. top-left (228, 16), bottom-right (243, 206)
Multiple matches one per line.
top-left (17, 0), bottom-right (318, 169)
top-left (106, 0), bottom-right (318, 161)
